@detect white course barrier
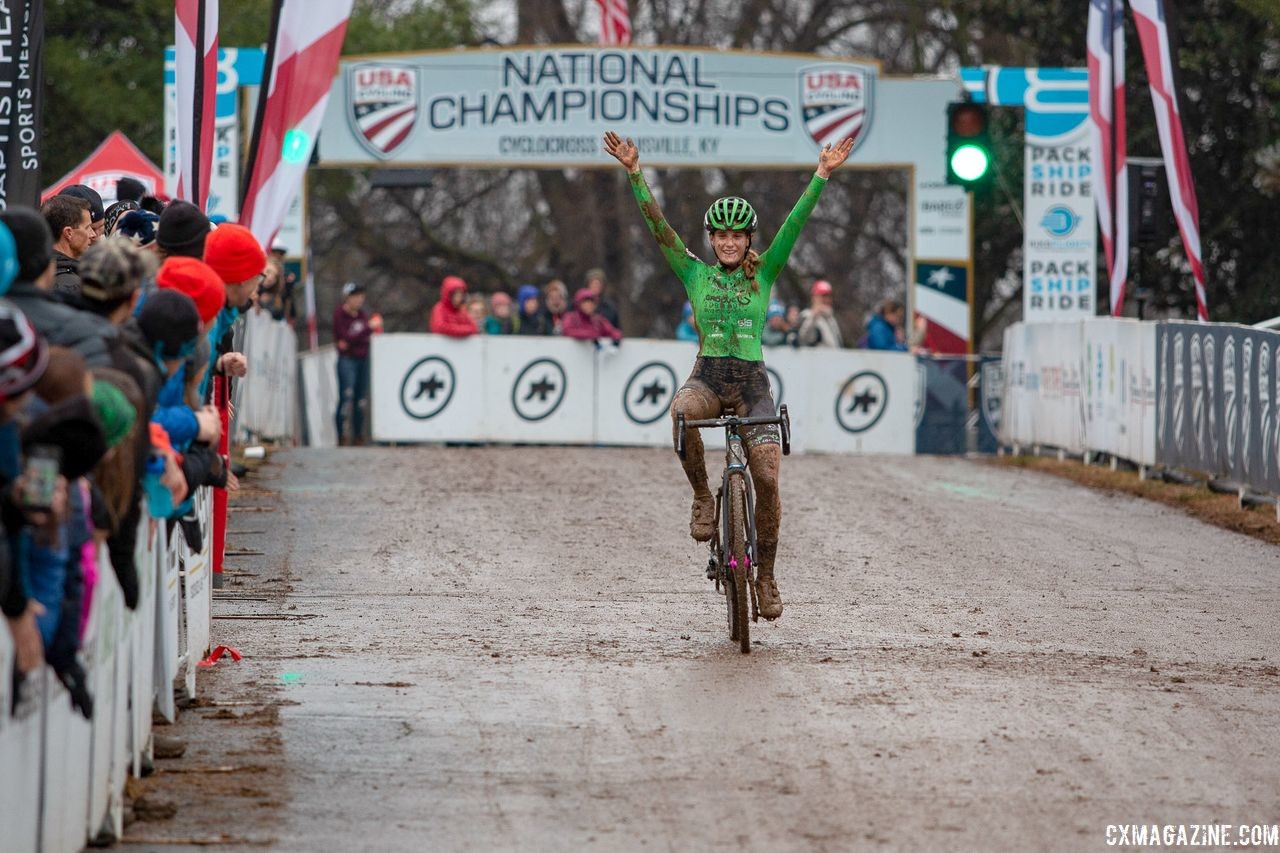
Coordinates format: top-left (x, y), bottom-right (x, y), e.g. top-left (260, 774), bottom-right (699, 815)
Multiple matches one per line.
top-left (298, 345), bottom-right (339, 448)
top-left (368, 334), bottom-right (918, 454)
top-left (0, 494), bottom-right (216, 851)
top-left (233, 309), bottom-right (299, 443)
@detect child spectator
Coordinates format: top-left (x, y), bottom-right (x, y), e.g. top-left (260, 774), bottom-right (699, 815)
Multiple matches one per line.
top-left (515, 284), bottom-right (552, 335)
top-left (761, 300), bottom-right (794, 347)
top-left (429, 275), bottom-right (478, 337)
top-left (466, 294), bottom-right (488, 330)
top-left (675, 302), bottom-right (698, 343)
top-left (485, 292), bottom-right (514, 334)
top-left (563, 288), bottom-right (623, 345)
top-left (542, 279), bottom-right (569, 335)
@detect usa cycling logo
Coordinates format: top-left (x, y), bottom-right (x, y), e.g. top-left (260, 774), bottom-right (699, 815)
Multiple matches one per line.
top-left (799, 64), bottom-right (874, 154)
top-left (1040, 205), bottom-right (1080, 238)
top-left (348, 63), bottom-right (419, 159)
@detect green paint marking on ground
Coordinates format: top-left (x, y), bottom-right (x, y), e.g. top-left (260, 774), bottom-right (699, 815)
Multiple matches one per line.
top-left (933, 481), bottom-right (998, 500)
top-left (279, 672), bottom-right (303, 685)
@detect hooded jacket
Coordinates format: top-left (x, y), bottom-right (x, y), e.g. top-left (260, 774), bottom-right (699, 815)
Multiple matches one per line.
top-left (429, 276), bottom-right (478, 338)
top-left (562, 289), bottom-right (623, 342)
top-left (7, 280), bottom-right (114, 367)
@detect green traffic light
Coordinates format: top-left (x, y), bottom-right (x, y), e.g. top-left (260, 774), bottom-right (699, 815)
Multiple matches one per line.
top-left (282, 128), bottom-right (311, 164)
top-left (950, 143), bottom-right (990, 182)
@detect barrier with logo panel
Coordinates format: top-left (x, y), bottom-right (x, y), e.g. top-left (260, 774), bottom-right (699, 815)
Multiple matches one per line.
top-left (594, 339), bottom-right (711, 448)
top-left (299, 345), bottom-right (340, 448)
top-left (798, 349), bottom-right (918, 454)
top-left (484, 336), bottom-right (595, 444)
top-left (371, 334), bottom-right (485, 443)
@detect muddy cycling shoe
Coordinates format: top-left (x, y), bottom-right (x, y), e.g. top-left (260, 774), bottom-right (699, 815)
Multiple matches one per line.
top-left (690, 493), bottom-right (716, 542)
top-left (755, 576), bottom-right (783, 620)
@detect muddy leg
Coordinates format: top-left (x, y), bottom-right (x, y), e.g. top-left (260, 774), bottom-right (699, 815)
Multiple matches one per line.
top-left (748, 442), bottom-right (783, 618)
top-left (671, 382), bottom-right (719, 541)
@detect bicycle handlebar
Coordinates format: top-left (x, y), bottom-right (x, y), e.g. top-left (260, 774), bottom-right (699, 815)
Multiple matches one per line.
top-left (682, 414), bottom-right (786, 429)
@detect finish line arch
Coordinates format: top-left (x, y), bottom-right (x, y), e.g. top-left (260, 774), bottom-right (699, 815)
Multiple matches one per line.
top-left (314, 46), bottom-right (973, 352)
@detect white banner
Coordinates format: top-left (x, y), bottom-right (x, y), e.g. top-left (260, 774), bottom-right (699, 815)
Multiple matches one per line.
top-left (233, 310), bottom-right (298, 442)
top-left (321, 48), bottom-right (957, 171)
top-left (299, 345), bottom-right (339, 448)
top-left (371, 334), bottom-right (916, 454)
top-left (1083, 319), bottom-right (1157, 464)
top-left (1002, 318), bottom-right (1159, 462)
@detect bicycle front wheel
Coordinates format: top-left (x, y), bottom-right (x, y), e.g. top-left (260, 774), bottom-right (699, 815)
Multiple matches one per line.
top-left (726, 473), bottom-right (751, 654)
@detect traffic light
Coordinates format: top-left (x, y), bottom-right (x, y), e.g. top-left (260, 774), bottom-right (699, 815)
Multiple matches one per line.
top-left (946, 102), bottom-right (993, 189)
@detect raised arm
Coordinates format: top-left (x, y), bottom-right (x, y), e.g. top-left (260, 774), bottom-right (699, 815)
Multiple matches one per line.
top-left (758, 137), bottom-right (854, 283)
top-left (604, 130), bottom-right (698, 282)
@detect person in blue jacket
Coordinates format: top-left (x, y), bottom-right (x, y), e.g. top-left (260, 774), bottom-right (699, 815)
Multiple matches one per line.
top-left (675, 302), bottom-right (699, 343)
top-left (865, 298), bottom-right (909, 352)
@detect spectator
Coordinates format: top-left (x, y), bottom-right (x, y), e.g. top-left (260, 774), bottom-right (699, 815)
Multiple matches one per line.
top-left (429, 275), bottom-right (478, 337)
top-left (255, 257), bottom-right (288, 321)
top-left (485, 292), bottom-right (514, 335)
top-left (202, 223), bottom-right (265, 398)
top-left (41, 194), bottom-right (93, 306)
top-left (466, 294), bottom-right (488, 330)
top-left (797, 279), bottom-right (844, 348)
top-left (155, 256), bottom-right (225, 334)
top-left (675, 301), bottom-right (699, 343)
top-left (1, 206), bottom-right (115, 367)
top-left (562, 287), bottom-right (622, 345)
top-left (270, 241), bottom-right (299, 322)
top-left (543, 279), bottom-right (569, 334)
top-left (156, 200), bottom-right (211, 260)
top-left (116, 177), bottom-right (146, 204)
top-left (333, 281), bottom-right (372, 446)
top-left (103, 200), bottom-right (140, 236)
top-left (865, 298), bottom-right (909, 352)
top-left (761, 299), bottom-right (794, 347)
top-left (58, 184), bottom-right (105, 242)
top-left (114, 209), bottom-right (160, 251)
top-left (514, 284), bottom-right (551, 335)
top-left (0, 304), bottom-right (52, 680)
top-left (584, 267), bottom-right (621, 328)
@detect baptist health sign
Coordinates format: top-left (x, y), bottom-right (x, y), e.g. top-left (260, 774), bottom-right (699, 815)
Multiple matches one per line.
top-left (319, 47), bottom-right (970, 261)
top-left (963, 67), bottom-right (1094, 323)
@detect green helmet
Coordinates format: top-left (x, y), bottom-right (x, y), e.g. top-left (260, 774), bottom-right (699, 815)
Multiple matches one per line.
top-left (704, 196), bottom-right (757, 233)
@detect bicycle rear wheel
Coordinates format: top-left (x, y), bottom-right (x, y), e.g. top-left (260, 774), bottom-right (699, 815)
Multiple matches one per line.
top-left (726, 473), bottom-right (751, 654)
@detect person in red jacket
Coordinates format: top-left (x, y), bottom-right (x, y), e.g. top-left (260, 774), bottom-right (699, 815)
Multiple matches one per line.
top-left (428, 275), bottom-right (478, 337)
top-left (562, 288), bottom-right (622, 345)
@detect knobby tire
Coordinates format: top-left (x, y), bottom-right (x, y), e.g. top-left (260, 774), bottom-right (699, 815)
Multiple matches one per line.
top-left (728, 474), bottom-right (750, 654)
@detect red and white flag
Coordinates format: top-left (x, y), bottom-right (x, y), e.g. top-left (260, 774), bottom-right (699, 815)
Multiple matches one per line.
top-left (241, 0), bottom-right (353, 250)
top-left (1131, 0), bottom-right (1208, 321)
top-left (1087, 0), bottom-right (1128, 316)
top-left (174, 0), bottom-right (218, 209)
top-left (596, 0), bottom-right (632, 45)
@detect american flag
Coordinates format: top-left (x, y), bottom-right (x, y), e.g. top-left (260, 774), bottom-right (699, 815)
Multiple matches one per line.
top-left (1087, 0), bottom-right (1128, 317)
top-left (596, 0), bottom-right (632, 46)
top-left (1131, 0), bottom-right (1209, 321)
top-left (173, 0), bottom-right (218, 209)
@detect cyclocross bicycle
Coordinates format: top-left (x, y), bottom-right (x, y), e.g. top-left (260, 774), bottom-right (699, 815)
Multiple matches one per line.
top-left (675, 405), bottom-right (791, 654)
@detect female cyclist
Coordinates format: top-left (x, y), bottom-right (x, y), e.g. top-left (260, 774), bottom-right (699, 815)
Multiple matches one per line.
top-left (603, 129), bottom-right (854, 620)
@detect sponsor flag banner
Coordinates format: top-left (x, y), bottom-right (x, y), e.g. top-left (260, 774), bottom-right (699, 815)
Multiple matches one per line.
top-left (1131, 0), bottom-right (1208, 321)
top-left (596, 0), bottom-right (631, 46)
top-left (0, 0), bottom-right (44, 209)
top-left (1087, 0), bottom-right (1129, 315)
top-left (963, 66), bottom-right (1095, 322)
top-left (174, 0), bottom-right (218, 208)
top-left (241, 0), bottom-right (353, 250)
top-left (165, 47), bottom-right (265, 221)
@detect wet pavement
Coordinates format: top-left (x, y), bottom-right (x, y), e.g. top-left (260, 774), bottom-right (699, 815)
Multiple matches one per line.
top-left (144, 446), bottom-right (1280, 851)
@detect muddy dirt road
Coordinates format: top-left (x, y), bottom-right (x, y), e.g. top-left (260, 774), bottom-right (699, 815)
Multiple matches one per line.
top-left (208, 447), bottom-right (1279, 851)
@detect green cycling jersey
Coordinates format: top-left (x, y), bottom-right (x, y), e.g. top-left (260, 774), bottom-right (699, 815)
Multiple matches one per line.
top-left (628, 170), bottom-right (828, 362)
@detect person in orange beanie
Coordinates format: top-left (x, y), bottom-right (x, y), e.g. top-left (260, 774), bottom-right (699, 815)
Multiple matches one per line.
top-left (155, 256), bottom-right (224, 329)
top-left (201, 223), bottom-right (267, 391)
